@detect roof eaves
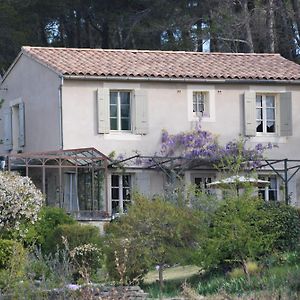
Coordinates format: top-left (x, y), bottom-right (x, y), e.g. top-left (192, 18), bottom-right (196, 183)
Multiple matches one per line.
top-left (62, 74), bottom-right (300, 84)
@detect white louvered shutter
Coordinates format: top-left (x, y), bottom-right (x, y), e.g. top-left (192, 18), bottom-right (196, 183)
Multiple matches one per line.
top-left (244, 91), bottom-right (256, 136)
top-left (97, 88), bottom-right (110, 133)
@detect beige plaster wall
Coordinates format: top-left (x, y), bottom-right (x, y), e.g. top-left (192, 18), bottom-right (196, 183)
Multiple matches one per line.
top-left (61, 79), bottom-right (300, 161)
top-left (0, 54), bottom-right (61, 153)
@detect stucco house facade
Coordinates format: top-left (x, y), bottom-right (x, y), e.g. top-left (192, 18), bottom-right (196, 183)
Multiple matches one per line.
top-left (1, 47), bottom-right (300, 221)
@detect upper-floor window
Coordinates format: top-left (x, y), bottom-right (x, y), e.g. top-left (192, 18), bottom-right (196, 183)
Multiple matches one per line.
top-left (193, 91), bottom-right (210, 117)
top-left (110, 91), bottom-right (131, 131)
top-left (97, 88), bottom-right (148, 135)
top-left (3, 99), bottom-right (25, 151)
top-left (244, 91), bottom-right (292, 137)
top-left (256, 95), bottom-right (276, 134)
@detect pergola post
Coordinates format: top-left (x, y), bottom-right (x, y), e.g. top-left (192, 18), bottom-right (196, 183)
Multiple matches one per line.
top-left (284, 159), bottom-right (289, 204)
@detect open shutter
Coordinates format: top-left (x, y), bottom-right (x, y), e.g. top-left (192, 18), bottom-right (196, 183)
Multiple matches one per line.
top-left (18, 102), bottom-right (25, 147)
top-left (134, 90), bottom-right (148, 135)
top-left (97, 88), bottom-right (110, 134)
top-left (3, 108), bottom-right (12, 150)
top-left (244, 91), bottom-right (256, 136)
top-left (280, 92), bottom-right (292, 136)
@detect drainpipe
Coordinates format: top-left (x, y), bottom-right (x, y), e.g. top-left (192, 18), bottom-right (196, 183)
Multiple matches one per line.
top-left (58, 76), bottom-right (64, 149)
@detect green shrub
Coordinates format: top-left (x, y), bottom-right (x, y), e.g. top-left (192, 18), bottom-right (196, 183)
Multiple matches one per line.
top-left (199, 196), bottom-right (300, 274)
top-left (23, 206), bottom-right (76, 251)
top-left (0, 239), bottom-right (24, 269)
top-left (51, 223), bottom-right (102, 250)
top-left (260, 202), bottom-right (300, 251)
top-left (47, 223), bottom-right (103, 273)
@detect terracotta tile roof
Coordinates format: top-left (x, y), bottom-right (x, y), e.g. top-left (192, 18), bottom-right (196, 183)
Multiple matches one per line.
top-left (22, 46), bottom-right (300, 81)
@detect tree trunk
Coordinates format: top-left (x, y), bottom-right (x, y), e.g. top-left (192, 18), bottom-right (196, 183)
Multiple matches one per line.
top-left (242, 0), bottom-right (254, 53)
top-left (268, 0), bottom-right (275, 52)
top-left (158, 263), bottom-right (164, 299)
top-left (241, 258), bottom-right (250, 282)
top-left (291, 0), bottom-right (300, 39)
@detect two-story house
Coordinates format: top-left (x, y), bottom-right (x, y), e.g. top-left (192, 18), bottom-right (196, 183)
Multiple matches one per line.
top-left (1, 47), bottom-right (300, 222)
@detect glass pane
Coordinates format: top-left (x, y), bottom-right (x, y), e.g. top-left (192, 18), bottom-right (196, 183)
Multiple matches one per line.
top-left (256, 121), bottom-right (263, 132)
top-left (123, 201), bottom-right (131, 212)
top-left (110, 92), bottom-right (118, 105)
top-left (110, 105), bottom-right (117, 118)
top-left (267, 121), bottom-right (275, 132)
top-left (112, 201), bottom-right (119, 213)
top-left (111, 175), bottom-right (119, 187)
top-left (121, 104), bottom-right (130, 118)
top-left (267, 108), bottom-right (275, 120)
top-left (120, 92), bottom-right (130, 105)
top-left (121, 118), bottom-right (130, 130)
top-left (112, 188), bottom-right (119, 199)
top-left (258, 189), bottom-right (265, 200)
top-left (266, 96), bottom-right (275, 107)
top-left (269, 190), bottom-right (277, 201)
top-left (193, 103), bottom-right (197, 112)
top-left (256, 108), bottom-right (262, 119)
top-left (123, 175), bottom-right (131, 187)
top-left (110, 118), bottom-right (117, 130)
top-left (123, 187), bottom-right (131, 200)
top-left (256, 96), bottom-right (262, 107)
top-left (269, 177), bottom-right (277, 189)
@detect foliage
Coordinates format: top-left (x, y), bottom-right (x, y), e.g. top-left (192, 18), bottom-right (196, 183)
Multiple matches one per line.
top-left (0, 171), bottom-right (44, 234)
top-left (259, 202), bottom-right (300, 252)
top-left (196, 264), bottom-right (300, 297)
top-left (0, 239), bottom-right (24, 269)
top-left (200, 196), bottom-right (272, 273)
top-left (50, 223), bottom-right (102, 250)
top-left (22, 206), bottom-right (76, 250)
top-left (1, 0), bottom-right (300, 74)
top-left (198, 196), bottom-right (300, 276)
top-left (161, 127), bottom-right (272, 172)
top-left (105, 194), bottom-right (204, 285)
top-left (0, 240), bottom-right (27, 292)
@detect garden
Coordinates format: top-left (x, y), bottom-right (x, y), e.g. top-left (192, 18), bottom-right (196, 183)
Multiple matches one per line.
top-left (0, 127), bottom-right (300, 299)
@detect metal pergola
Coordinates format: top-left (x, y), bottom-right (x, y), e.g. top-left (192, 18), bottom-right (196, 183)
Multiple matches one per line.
top-left (110, 155), bottom-right (300, 204)
top-left (4, 147), bottom-right (110, 218)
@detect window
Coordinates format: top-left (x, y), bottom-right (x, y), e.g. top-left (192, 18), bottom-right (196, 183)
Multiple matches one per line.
top-left (97, 88), bottom-right (148, 135)
top-left (258, 175), bottom-right (278, 201)
top-left (109, 91), bottom-right (131, 131)
top-left (194, 176), bottom-right (213, 194)
top-left (193, 91), bottom-right (209, 117)
top-left (4, 100), bottom-right (25, 151)
top-left (244, 91), bottom-right (292, 137)
top-left (256, 95), bottom-right (276, 134)
top-left (111, 174), bottom-right (132, 214)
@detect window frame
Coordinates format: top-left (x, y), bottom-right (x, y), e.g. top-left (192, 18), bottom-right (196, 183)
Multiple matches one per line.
top-left (258, 175), bottom-right (280, 201)
top-left (192, 91), bottom-right (210, 118)
top-left (255, 93), bottom-right (278, 136)
top-left (109, 90), bottom-right (132, 132)
top-left (111, 174), bottom-right (132, 214)
top-left (191, 173), bottom-right (215, 195)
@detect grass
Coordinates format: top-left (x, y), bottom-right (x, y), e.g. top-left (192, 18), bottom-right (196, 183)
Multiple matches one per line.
top-left (142, 263), bottom-right (300, 299)
top-left (142, 265), bottom-right (201, 298)
top-left (143, 265), bottom-right (201, 284)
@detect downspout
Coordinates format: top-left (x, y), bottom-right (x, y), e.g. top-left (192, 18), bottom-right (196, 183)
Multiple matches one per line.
top-left (58, 76), bottom-right (64, 149)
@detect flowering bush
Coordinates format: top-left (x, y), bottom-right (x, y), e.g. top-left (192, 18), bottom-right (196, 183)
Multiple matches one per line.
top-left (0, 171), bottom-right (44, 232)
top-left (161, 125), bottom-right (273, 171)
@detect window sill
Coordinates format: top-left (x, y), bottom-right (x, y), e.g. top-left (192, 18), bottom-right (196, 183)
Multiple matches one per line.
top-left (104, 132), bottom-right (142, 141)
top-left (250, 135), bottom-right (287, 144)
top-left (192, 115), bottom-right (215, 123)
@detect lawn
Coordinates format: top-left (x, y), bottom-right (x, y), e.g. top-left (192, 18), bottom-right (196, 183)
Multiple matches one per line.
top-left (144, 265), bottom-right (201, 284)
